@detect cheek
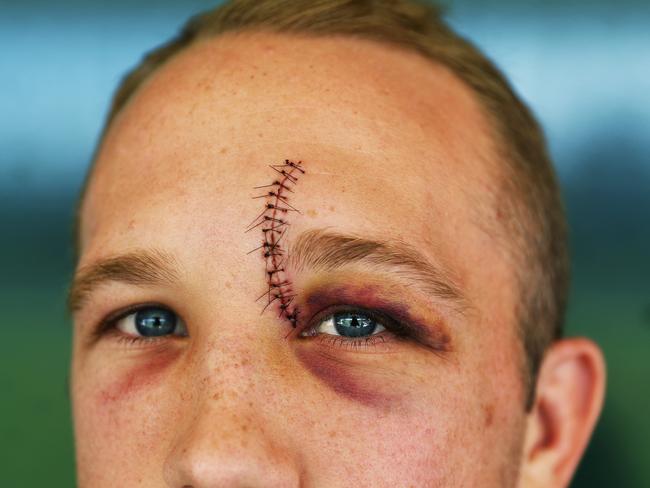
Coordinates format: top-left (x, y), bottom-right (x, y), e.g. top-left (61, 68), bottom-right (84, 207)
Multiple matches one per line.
top-left (292, 382), bottom-right (473, 486)
top-left (290, 345), bottom-right (456, 481)
top-left (73, 346), bottom-right (183, 477)
top-left (290, 343), bottom-right (524, 485)
top-left (96, 345), bottom-right (181, 404)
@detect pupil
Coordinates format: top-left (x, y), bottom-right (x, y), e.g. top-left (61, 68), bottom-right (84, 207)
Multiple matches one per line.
top-left (333, 312), bottom-right (376, 338)
top-left (135, 308), bottom-right (177, 337)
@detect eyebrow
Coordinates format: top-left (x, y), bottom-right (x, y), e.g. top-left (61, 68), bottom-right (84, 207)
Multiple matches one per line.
top-left (68, 231), bottom-right (466, 314)
top-left (288, 229), bottom-right (467, 310)
top-left (68, 249), bottom-right (180, 313)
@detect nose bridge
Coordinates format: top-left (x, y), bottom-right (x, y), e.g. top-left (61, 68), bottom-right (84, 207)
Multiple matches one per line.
top-left (192, 336), bottom-right (260, 405)
top-left (163, 337), bottom-right (301, 487)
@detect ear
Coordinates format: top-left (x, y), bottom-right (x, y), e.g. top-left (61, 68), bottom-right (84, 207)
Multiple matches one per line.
top-left (519, 338), bottom-right (606, 488)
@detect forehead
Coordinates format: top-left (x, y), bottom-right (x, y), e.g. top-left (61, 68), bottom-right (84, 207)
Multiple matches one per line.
top-left (81, 32), bottom-right (502, 252)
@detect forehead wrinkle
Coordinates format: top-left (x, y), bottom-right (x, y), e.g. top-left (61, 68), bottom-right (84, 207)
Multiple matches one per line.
top-left (288, 228), bottom-right (469, 313)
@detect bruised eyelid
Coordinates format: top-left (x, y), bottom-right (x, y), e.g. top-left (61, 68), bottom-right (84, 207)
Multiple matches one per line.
top-left (298, 281), bottom-right (453, 353)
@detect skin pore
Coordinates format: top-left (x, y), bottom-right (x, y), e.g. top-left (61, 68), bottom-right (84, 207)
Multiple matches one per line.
top-left (70, 32), bottom-right (604, 487)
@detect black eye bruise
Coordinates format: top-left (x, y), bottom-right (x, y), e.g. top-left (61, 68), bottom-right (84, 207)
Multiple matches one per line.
top-left (299, 286), bottom-right (453, 354)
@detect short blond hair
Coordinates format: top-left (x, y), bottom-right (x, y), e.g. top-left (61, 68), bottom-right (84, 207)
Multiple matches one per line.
top-left (86, 0), bottom-right (569, 407)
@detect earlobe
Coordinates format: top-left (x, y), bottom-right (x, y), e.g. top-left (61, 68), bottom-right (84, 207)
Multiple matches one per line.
top-left (519, 338), bottom-right (606, 488)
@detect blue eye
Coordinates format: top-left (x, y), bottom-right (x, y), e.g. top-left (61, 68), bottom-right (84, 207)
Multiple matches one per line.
top-left (306, 311), bottom-right (386, 338)
top-left (333, 312), bottom-right (380, 337)
top-left (135, 308), bottom-right (176, 336)
top-left (115, 306), bottom-right (187, 339)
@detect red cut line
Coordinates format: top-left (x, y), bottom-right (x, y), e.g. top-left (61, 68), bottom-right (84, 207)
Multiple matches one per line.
top-left (256, 161), bottom-right (304, 327)
top-left (266, 166), bottom-right (298, 325)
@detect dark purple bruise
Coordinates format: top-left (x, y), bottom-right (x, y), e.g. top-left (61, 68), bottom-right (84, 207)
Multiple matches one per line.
top-left (304, 283), bottom-right (452, 352)
top-left (294, 346), bottom-right (399, 410)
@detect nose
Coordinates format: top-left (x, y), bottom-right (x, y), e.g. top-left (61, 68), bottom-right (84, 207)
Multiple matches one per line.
top-left (162, 355), bottom-right (302, 487)
top-left (164, 412), bottom-right (301, 487)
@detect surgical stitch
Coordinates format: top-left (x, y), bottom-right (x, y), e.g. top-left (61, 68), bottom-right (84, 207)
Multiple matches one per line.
top-left (246, 160), bottom-right (305, 327)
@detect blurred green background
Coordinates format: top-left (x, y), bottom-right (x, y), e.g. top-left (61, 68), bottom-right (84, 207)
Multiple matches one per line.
top-left (1, 0), bottom-right (648, 486)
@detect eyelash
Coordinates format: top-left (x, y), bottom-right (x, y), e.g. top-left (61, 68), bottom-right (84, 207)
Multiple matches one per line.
top-left (297, 305), bottom-right (412, 352)
top-left (93, 302), bottom-right (414, 351)
top-left (93, 302), bottom-right (177, 348)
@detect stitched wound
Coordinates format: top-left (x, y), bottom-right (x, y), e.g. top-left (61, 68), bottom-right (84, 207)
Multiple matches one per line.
top-left (247, 160), bottom-right (305, 327)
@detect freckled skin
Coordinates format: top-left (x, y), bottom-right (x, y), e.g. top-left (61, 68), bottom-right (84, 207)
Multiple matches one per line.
top-left (72, 33), bottom-right (530, 487)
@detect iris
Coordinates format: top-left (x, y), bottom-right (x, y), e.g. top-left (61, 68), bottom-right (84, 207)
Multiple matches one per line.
top-left (333, 312), bottom-right (377, 338)
top-left (134, 308), bottom-right (177, 337)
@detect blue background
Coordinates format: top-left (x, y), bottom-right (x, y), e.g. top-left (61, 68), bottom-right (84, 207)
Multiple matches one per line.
top-left (1, 0), bottom-right (648, 485)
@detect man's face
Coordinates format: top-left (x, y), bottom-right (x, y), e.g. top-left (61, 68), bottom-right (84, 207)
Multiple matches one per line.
top-left (72, 32), bottom-right (528, 487)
